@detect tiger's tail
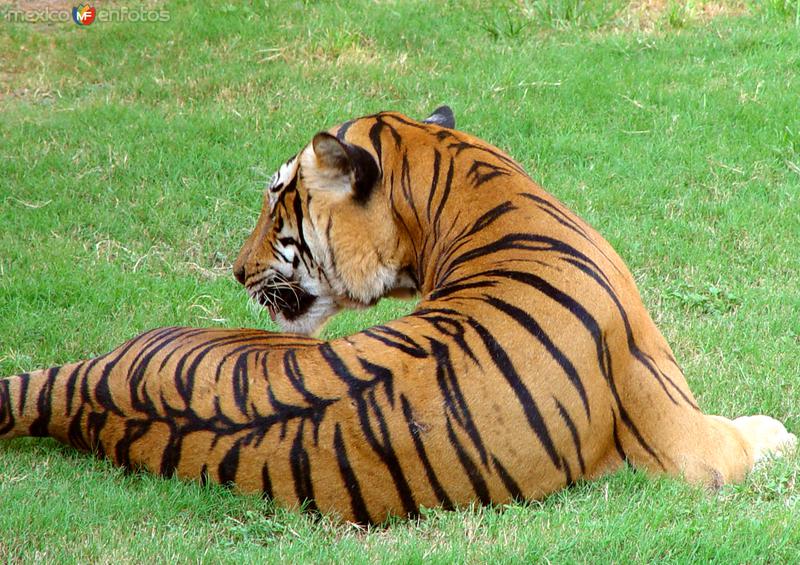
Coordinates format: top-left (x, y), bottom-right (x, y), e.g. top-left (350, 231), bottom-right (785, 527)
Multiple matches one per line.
top-left (0, 363), bottom-right (88, 444)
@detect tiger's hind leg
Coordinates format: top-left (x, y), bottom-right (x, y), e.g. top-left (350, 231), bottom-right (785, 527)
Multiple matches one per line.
top-left (720, 415), bottom-right (797, 466)
top-left (620, 406), bottom-right (796, 488)
top-left (610, 355), bottom-right (796, 488)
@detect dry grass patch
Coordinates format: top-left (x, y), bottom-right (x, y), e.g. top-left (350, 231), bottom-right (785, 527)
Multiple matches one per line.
top-left (618, 0), bottom-right (750, 31)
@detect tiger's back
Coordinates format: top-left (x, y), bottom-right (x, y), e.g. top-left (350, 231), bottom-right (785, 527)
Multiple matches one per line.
top-left (1, 107), bottom-right (795, 522)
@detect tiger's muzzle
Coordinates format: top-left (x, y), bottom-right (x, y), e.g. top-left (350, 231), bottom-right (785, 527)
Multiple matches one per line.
top-left (250, 274), bottom-right (317, 323)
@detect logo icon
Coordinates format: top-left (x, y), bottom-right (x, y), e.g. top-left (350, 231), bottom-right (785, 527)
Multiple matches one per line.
top-left (72, 4), bottom-right (96, 26)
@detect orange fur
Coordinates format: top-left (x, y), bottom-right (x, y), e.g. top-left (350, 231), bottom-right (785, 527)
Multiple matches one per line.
top-left (1, 107), bottom-right (795, 522)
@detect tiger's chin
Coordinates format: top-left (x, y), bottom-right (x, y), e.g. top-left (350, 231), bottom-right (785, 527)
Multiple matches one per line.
top-left (271, 294), bottom-right (340, 336)
top-left (272, 294), bottom-right (384, 336)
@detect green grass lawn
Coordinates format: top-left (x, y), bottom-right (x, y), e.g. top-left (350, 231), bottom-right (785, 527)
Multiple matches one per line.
top-left (1, 0), bottom-right (799, 561)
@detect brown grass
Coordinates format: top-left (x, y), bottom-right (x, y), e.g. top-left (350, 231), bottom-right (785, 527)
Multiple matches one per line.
top-left (617, 0), bottom-right (750, 32)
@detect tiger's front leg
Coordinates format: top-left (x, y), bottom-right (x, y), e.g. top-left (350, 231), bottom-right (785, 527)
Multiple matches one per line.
top-left (2, 326), bottom-right (438, 521)
top-left (1, 327), bottom-right (328, 489)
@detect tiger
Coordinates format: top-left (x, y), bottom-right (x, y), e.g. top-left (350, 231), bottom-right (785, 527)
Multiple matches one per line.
top-left (0, 106), bottom-right (795, 523)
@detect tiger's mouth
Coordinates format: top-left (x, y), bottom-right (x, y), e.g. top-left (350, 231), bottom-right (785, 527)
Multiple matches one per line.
top-left (250, 276), bottom-right (317, 322)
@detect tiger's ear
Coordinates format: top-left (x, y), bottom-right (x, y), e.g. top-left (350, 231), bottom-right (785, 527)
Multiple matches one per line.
top-left (423, 105), bottom-right (455, 129)
top-left (303, 132), bottom-right (379, 204)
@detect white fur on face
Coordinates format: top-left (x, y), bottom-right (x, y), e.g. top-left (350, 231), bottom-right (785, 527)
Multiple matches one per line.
top-left (272, 294), bottom-right (340, 336)
top-left (246, 150), bottom-right (341, 335)
top-left (267, 156), bottom-right (300, 212)
top-left (248, 144), bottom-right (409, 335)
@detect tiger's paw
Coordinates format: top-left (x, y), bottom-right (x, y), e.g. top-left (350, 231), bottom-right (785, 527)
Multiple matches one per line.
top-left (733, 415), bottom-right (797, 465)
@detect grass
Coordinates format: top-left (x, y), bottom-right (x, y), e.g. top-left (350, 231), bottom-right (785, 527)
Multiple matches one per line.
top-left (1, 0), bottom-right (799, 561)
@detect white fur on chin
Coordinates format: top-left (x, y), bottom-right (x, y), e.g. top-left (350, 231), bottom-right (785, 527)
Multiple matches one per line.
top-left (274, 295), bottom-right (340, 337)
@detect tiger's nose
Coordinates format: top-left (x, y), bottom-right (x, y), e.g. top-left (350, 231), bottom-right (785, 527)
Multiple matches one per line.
top-left (233, 264), bottom-right (246, 285)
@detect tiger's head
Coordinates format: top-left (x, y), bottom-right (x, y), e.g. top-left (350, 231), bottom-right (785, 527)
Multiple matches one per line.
top-left (233, 106), bottom-right (456, 335)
